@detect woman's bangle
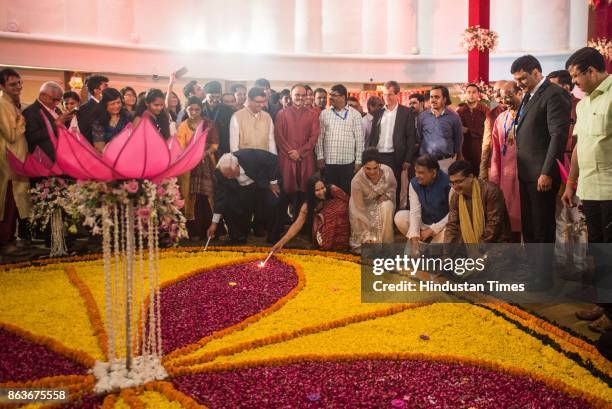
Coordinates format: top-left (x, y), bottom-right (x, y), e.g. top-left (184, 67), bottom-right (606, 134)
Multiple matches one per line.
top-left (567, 180), bottom-right (577, 189)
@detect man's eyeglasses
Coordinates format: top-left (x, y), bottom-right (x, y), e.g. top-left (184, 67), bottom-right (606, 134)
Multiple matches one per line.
top-left (329, 93), bottom-right (343, 98)
top-left (44, 93), bottom-right (62, 102)
top-left (449, 177), bottom-right (468, 186)
top-left (6, 80), bottom-right (22, 87)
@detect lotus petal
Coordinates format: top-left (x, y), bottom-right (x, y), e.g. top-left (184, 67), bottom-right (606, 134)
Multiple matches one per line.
top-left (167, 134), bottom-right (185, 163)
top-left (103, 115), bottom-right (171, 179)
top-left (7, 147), bottom-right (55, 178)
top-left (152, 123), bottom-right (207, 181)
top-left (56, 127), bottom-right (115, 180)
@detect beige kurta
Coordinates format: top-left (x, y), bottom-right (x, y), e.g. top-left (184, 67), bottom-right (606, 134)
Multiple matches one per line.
top-left (349, 164), bottom-right (396, 251)
top-left (0, 92), bottom-right (31, 220)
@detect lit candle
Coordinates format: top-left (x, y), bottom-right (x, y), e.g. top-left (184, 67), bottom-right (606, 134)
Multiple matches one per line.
top-left (203, 236), bottom-right (212, 251)
top-left (259, 250), bottom-right (274, 268)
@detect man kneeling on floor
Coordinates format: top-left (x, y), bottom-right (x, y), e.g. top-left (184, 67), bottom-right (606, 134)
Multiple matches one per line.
top-left (207, 149), bottom-right (283, 245)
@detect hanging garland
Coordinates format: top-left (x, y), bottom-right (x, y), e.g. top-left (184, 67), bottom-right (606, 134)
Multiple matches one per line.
top-left (588, 37), bottom-right (612, 61)
top-left (461, 25), bottom-right (499, 53)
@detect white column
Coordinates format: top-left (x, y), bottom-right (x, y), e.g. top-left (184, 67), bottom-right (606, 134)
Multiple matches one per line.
top-left (429, 0), bottom-right (467, 55)
top-left (387, 0), bottom-right (418, 55)
top-left (322, 0), bottom-right (362, 54)
top-left (97, 0), bottom-right (133, 43)
top-left (416, 0), bottom-right (434, 55)
top-left (521, 0), bottom-right (569, 51)
top-left (294, 0), bottom-right (322, 53)
top-left (362, 0), bottom-right (387, 54)
top-left (250, 0), bottom-right (294, 53)
top-left (490, 0), bottom-right (522, 52)
top-left (569, 0), bottom-right (588, 50)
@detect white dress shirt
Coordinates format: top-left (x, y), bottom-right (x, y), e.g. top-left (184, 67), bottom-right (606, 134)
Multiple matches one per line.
top-left (377, 103), bottom-right (398, 153)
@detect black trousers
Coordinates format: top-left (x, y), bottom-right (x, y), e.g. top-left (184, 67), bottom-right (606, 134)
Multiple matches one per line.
top-left (519, 181), bottom-right (559, 243)
top-left (226, 184), bottom-right (283, 242)
top-left (582, 200), bottom-right (612, 303)
top-left (519, 180), bottom-right (559, 286)
top-left (378, 152), bottom-right (402, 209)
top-left (186, 194), bottom-right (213, 239)
top-left (323, 163), bottom-right (354, 195)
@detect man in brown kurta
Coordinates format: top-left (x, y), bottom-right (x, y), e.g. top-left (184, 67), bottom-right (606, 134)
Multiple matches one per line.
top-left (445, 160), bottom-right (512, 244)
top-left (457, 84), bottom-right (489, 178)
top-left (274, 84), bottom-right (320, 220)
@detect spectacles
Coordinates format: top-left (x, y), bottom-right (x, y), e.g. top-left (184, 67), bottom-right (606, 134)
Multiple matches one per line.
top-left (44, 93), bottom-right (62, 102)
top-left (329, 93), bottom-right (343, 98)
top-left (449, 177), bottom-right (468, 186)
top-left (6, 80), bottom-right (22, 87)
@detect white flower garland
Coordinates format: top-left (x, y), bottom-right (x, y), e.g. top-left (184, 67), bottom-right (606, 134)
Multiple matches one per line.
top-left (461, 25), bottom-right (498, 52)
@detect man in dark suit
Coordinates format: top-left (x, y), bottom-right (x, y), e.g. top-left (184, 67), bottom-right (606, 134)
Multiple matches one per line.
top-left (23, 81), bottom-right (74, 162)
top-left (22, 81), bottom-right (74, 248)
top-left (368, 80), bottom-right (418, 208)
top-left (511, 55), bottom-right (570, 287)
top-left (207, 149), bottom-right (283, 244)
top-left (74, 75), bottom-right (108, 143)
top-left (202, 81), bottom-right (234, 156)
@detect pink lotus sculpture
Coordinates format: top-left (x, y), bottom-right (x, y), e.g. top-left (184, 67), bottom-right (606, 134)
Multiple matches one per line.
top-left (56, 114), bottom-right (207, 181)
top-left (9, 113), bottom-right (207, 181)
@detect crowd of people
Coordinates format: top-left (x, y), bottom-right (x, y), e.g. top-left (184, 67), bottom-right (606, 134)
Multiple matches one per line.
top-left (0, 47), bottom-right (610, 342)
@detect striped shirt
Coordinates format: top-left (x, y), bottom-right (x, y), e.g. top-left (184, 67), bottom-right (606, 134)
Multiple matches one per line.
top-left (316, 106), bottom-right (364, 165)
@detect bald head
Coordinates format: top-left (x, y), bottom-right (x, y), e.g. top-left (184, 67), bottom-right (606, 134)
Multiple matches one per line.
top-left (499, 81), bottom-right (521, 109)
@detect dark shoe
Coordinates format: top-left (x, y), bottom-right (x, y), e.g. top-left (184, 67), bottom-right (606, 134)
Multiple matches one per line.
top-left (266, 236), bottom-right (281, 245)
top-left (1, 243), bottom-right (23, 256)
top-left (588, 315), bottom-right (611, 334)
top-left (576, 306), bottom-right (605, 321)
top-left (253, 227), bottom-right (266, 237)
top-left (225, 237), bottom-right (247, 246)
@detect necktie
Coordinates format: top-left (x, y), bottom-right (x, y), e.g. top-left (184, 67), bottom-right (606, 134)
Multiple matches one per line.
top-left (515, 93), bottom-right (530, 142)
top-left (518, 93), bottom-right (531, 120)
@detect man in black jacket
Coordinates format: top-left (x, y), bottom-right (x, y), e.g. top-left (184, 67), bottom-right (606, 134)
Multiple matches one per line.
top-left (511, 55), bottom-right (570, 243)
top-left (207, 149), bottom-right (283, 244)
top-left (23, 82), bottom-right (73, 162)
top-left (202, 81), bottom-right (234, 155)
top-left (511, 55), bottom-right (570, 288)
top-left (74, 75), bottom-right (108, 143)
top-left (368, 80), bottom-right (418, 208)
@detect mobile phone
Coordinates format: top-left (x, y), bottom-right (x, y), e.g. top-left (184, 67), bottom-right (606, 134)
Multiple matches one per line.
top-left (70, 107), bottom-right (79, 114)
top-left (175, 66), bottom-right (188, 79)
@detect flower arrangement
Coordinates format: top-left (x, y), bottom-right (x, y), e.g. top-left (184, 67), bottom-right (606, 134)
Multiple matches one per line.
top-left (588, 37), bottom-right (612, 61)
top-left (29, 177), bottom-right (78, 256)
top-left (461, 25), bottom-right (498, 52)
top-left (1, 249), bottom-right (610, 407)
top-left (29, 177), bottom-right (72, 231)
top-left (588, 0), bottom-right (612, 9)
top-left (66, 178), bottom-right (187, 243)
